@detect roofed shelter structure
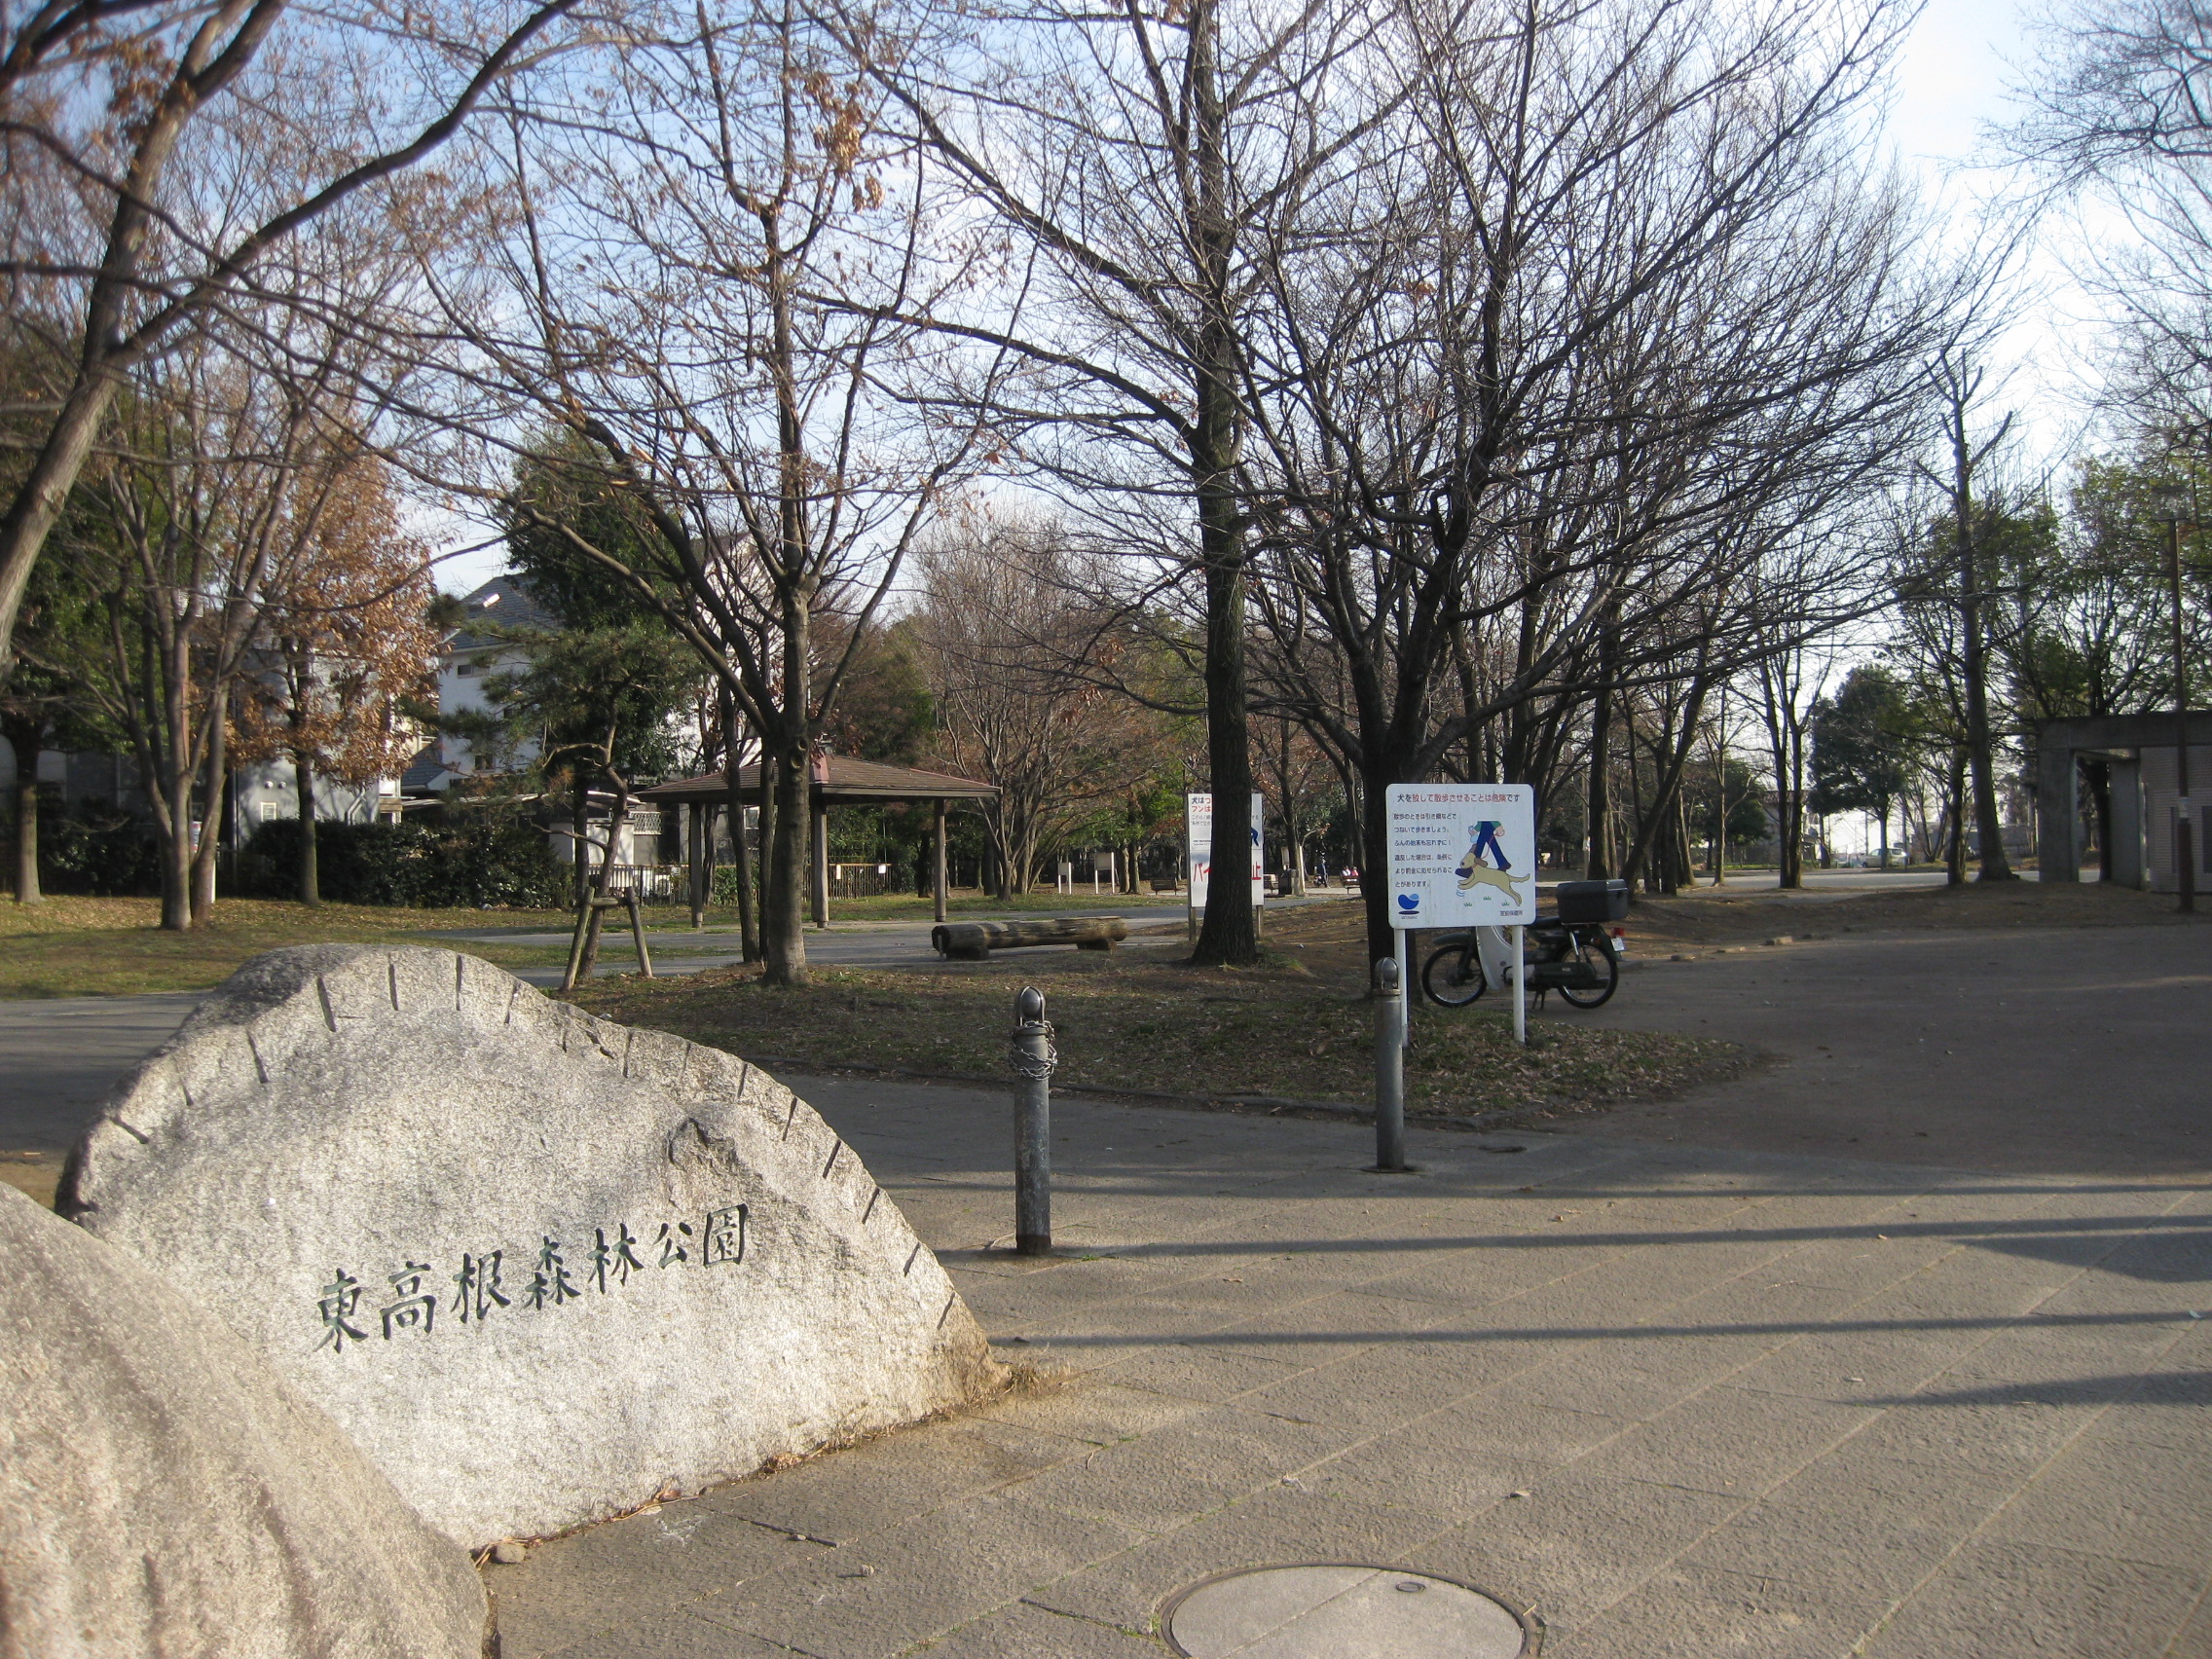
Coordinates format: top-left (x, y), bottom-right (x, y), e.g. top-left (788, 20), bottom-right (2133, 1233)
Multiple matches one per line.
top-left (641, 757), bottom-right (997, 926)
top-left (2034, 712), bottom-right (2212, 893)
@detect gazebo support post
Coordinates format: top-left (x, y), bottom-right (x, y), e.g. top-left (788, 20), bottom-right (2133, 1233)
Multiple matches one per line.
top-left (933, 798), bottom-right (948, 924)
top-left (686, 803), bottom-right (706, 929)
top-left (812, 798), bottom-right (830, 929)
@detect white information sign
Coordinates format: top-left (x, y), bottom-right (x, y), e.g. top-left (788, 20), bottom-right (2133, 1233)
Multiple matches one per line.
top-left (1186, 793), bottom-right (1265, 909)
top-left (1384, 783), bottom-right (1537, 929)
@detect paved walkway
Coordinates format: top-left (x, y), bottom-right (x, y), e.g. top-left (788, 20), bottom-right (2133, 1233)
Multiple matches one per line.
top-left (0, 992), bottom-right (203, 1153)
top-left (5, 913), bottom-right (2205, 1654)
top-left (490, 1068), bottom-right (2212, 1658)
top-left (1583, 922), bottom-right (2212, 1180)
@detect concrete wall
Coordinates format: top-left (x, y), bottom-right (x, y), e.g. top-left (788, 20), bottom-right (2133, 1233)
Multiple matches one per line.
top-left (2142, 745), bottom-right (2212, 894)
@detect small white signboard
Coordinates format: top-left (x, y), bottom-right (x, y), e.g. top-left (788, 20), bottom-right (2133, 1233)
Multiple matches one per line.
top-left (1186, 793), bottom-right (1265, 909)
top-left (1384, 783), bottom-right (1537, 928)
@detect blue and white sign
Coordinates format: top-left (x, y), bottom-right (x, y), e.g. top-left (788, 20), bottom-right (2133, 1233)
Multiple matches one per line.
top-left (1384, 783), bottom-right (1537, 928)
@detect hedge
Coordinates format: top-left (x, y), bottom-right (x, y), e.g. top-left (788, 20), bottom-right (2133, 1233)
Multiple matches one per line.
top-left (34, 809), bottom-right (165, 896)
top-left (239, 814), bottom-right (570, 908)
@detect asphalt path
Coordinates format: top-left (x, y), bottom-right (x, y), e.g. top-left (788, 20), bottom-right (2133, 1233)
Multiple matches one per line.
top-left (1573, 920), bottom-right (2210, 1180)
top-left (3, 871), bottom-right (2133, 1169)
top-left (0, 992), bottom-right (205, 1153)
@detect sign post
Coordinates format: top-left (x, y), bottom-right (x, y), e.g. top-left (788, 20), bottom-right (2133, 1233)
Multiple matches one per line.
top-left (1185, 793), bottom-right (1266, 942)
top-left (1384, 784), bottom-right (1538, 1046)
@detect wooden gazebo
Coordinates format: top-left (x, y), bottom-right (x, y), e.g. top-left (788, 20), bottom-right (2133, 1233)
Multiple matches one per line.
top-left (639, 756), bottom-right (997, 925)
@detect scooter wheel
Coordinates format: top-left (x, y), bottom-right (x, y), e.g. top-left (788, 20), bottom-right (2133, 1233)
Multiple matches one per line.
top-left (1422, 942), bottom-right (1489, 1007)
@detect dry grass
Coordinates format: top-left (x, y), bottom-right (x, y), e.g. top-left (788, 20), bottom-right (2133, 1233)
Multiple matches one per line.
top-left (0, 896), bottom-right (576, 997)
top-left (573, 920), bottom-right (1751, 1130)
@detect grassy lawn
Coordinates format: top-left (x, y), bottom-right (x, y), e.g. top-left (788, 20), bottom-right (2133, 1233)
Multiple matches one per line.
top-left (783, 890), bottom-right (1178, 922)
top-left (0, 885), bottom-right (1212, 999)
top-left (440, 891), bottom-right (1176, 937)
top-left (0, 896), bottom-right (578, 998)
top-left (572, 903), bottom-right (1751, 1130)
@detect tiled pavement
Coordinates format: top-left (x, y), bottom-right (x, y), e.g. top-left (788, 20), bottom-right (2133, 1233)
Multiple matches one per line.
top-left (490, 1075), bottom-right (2212, 1658)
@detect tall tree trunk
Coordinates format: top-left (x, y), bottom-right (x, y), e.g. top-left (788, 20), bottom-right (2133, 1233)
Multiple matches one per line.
top-left (1949, 415), bottom-right (2015, 881)
top-left (755, 759), bottom-right (776, 963)
top-left (1780, 726), bottom-right (1806, 889)
top-left (571, 779), bottom-right (591, 906)
top-left (1944, 751), bottom-right (1968, 886)
top-left (2086, 757), bottom-right (2113, 881)
top-left (720, 693), bottom-right (758, 961)
top-left (1188, 1), bottom-right (1257, 969)
top-left (190, 704), bottom-right (228, 925)
top-left (295, 750), bottom-right (320, 906)
top-left (160, 757), bottom-right (193, 931)
top-left (759, 743), bottom-right (809, 985)
top-left (5, 717), bottom-right (40, 903)
top-left (1585, 692), bottom-right (1613, 881)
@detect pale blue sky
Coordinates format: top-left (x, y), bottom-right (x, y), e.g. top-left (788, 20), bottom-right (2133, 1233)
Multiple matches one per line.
top-left (428, 0), bottom-right (2078, 601)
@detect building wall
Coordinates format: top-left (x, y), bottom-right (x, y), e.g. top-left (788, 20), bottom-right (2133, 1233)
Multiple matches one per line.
top-left (0, 742), bottom-right (149, 815)
top-left (433, 641), bottom-right (542, 783)
top-left (0, 738), bottom-right (391, 831)
top-left (2142, 744), bottom-right (2212, 894)
top-left (230, 760), bottom-right (391, 833)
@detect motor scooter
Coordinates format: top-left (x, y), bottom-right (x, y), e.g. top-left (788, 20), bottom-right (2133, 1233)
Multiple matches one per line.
top-left (1420, 879), bottom-right (1629, 1011)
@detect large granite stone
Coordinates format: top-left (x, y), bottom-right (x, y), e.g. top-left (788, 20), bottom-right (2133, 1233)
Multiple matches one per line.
top-left (0, 1182), bottom-right (489, 1659)
top-left (61, 945), bottom-right (1001, 1549)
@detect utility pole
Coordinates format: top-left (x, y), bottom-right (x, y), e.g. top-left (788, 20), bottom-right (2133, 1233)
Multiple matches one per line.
top-left (2152, 484), bottom-right (2195, 913)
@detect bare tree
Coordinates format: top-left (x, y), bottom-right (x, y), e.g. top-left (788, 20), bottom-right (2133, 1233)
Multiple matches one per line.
top-left (423, 0), bottom-right (982, 983)
top-left (836, 0), bottom-right (1404, 965)
top-left (914, 528), bottom-right (1154, 895)
top-left (1922, 352), bottom-right (2019, 880)
top-left (1238, 0), bottom-right (1962, 956)
top-left (0, 0), bottom-right (588, 682)
top-left (56, 336), bottom-right (346, 926)
top-left (2006, 0), bottom-right (2212, 427)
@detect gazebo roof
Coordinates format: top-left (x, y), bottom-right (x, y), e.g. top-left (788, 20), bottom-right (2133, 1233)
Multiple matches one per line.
top-left (639, 756), bottom-right (997, 807)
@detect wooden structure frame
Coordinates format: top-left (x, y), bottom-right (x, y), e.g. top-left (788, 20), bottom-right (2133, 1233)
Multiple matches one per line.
top-left (639, 757), bottom-right (997, 925)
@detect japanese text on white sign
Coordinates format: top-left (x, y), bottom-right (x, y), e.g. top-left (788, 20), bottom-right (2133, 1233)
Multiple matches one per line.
top-left (1383, 784), bottom-right (1536, 928)
top-left (1186, 793), bottom-right (1265, 909)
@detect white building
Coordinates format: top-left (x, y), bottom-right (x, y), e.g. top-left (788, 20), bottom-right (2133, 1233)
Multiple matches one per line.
top-left (408, 573), bottom-right (560, 793)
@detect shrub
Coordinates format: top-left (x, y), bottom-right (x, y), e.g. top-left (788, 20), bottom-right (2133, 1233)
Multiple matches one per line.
top-left (240, 812), bottom-right (570, 908)
top-left (37, 808), bottom-right (164, 896)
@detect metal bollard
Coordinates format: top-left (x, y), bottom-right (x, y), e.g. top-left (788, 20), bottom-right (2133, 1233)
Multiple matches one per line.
top-left (1372, 956), bottom-right (1408, 1171)
top-left (1009, 986), bottom-right (1055, 1254)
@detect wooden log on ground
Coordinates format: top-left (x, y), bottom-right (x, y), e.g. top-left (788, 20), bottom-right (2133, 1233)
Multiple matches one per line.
top-left (930, 916), bottom-right (1130, 959)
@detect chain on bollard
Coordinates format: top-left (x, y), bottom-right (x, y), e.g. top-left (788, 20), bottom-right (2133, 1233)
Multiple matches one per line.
top-left (1371, 955), bottom-right (1409, 1173)
top-left (1009, 986), bottom-right (1056, 1255)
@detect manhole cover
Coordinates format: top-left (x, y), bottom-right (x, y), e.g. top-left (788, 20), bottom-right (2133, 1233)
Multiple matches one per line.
top-left (1161, 1564), bottom-right (1535, 1657)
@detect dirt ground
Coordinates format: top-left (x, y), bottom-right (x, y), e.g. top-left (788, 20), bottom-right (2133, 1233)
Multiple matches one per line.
top-left (573, 927), bottom-right (1751, 1132)
top-left (1617, 874), bottom-right (2199, 951)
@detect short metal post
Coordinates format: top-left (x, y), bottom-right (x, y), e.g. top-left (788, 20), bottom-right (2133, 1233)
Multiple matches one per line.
top-left (1512, 923), bottom-right (1527, 1046)
top-left (1010, 987), bottom-right (1054, 1254)
top-left (1372, 956), bottom-right (1408, 1171)
top-left (1396, 927), bottom-right (1413, 1049)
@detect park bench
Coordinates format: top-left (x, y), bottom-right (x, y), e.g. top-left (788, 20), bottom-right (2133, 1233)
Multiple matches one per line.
top-left (931, 916), bottom-right (1132, 960)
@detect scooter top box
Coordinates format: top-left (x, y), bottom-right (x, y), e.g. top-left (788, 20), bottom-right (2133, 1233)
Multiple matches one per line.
top-left (1554, 879), bottom-right (1629, 923)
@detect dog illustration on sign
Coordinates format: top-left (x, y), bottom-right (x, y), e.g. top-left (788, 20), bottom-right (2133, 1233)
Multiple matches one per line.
top-left (1456, 820), bottom-right (1523, 897)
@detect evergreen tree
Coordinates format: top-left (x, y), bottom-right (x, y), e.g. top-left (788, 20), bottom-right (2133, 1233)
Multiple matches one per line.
top-left (1810, 667), bottom-right (1913, 867)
